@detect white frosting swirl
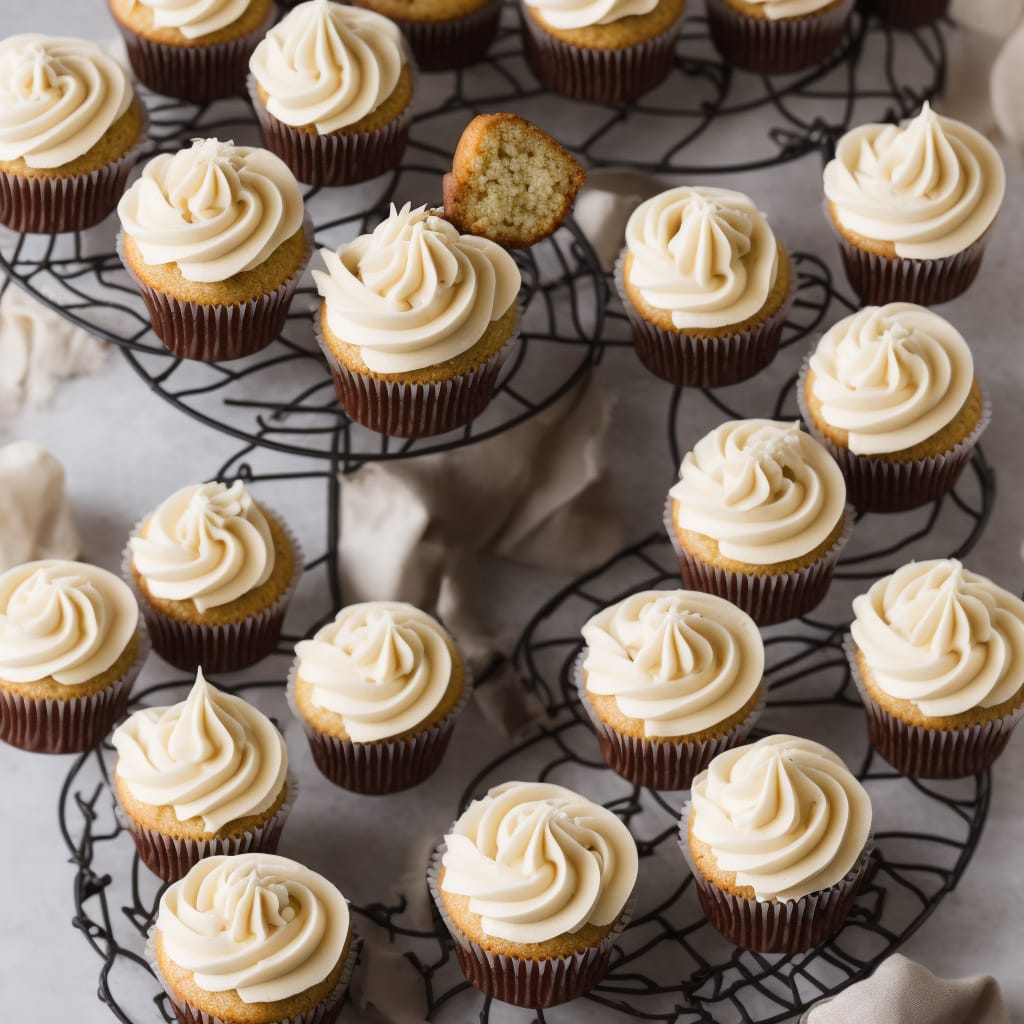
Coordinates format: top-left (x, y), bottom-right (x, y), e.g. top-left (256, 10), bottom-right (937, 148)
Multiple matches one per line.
top-left (117, 139), bottom-right (306, 284)
top-left (129, 0), bottom-right (254, 39)
top-left (669, 420), bottom-right (847, 565)
top-left (249, 0), bottom-right (407, 134)
top-left (823, 103), bottom-right (1006, 260)
top-left (851, 559), bottom-right (1024, 718)
top-left (690, 735), bottom-right (872, 902)
top-left (130, 481), bottom-right (276, 614)
top-left (0, 34), bottom-right (134, 170)
top-left (113, 669), bottom-right (288, 832)
top-left (581, 590), bottom-right (764, 738)
top-left (295, 601), bottom-right (456, 743)
top-left (0, 560), bottom-right (138, 687)
top-left (808, 303), bottom-right (975, 456)
top-left (523, 0), bottom-right (657, 31)
top-left (741, 0), bottom-right (838, 18)
top-left (441, 781), bottom-right (638, 944)
top-left (624, 186), bottom-right (779, 331)
top-left (157, 853), bottom-right (350, 1003)
top-left (314, 203), bottom-right (521, 374)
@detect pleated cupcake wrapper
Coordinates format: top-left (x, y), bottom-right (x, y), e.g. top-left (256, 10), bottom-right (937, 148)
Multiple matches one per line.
top-left (427, 840), bottom-right (636, 1008)
top-left (386, 0), bottom-right (502, 70)
top-left (145, 925), bottom-right (361, 1024)
top-left (860, 0), bottom-right (949, 29)
top-left (0, 625), bottom-right (149, 755)
top-left (121, 507), bottom-right (303, 674)
top-left (116, 217), bottom-right (314, 363)
top-left (706, 0), bottom-right (854, 74)
top-left (572, 650), bottom-right (766, 790)
top-left (844, 635), bottom-right (1024, 779)
top-left (520, 6), bottom-right (682, 103)
top-left (795, 360), bottom-right (991, 514)
top-left (613, 249), bottom-right (794, 389)
top-left (117, 6), bottom-right (277, 103)
top-left (662, 496), bottom-right (854, 626)
top-left (314, 306), bottom-right (519, 437)
top-left (247, 70), bottom-right (414, 187)
top-left (679, 803), bottom-right (874, 953)
top-left (286, 656), bottom-right (472, 794)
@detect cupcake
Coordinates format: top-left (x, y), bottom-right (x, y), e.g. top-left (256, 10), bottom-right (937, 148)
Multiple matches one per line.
top-left (0, 560), bottom-right (146, 754)
top-left (112, 669), bottom-right (293, 882)
top-left (823, 103), bottom-right (1005, 306)
top-left (117, 138), bottom-right (312, 363)
top-left (125, 480), bottom-right (301, 673)
top-left (578, 589), bottom-right (765, 790)
top-left (617, 186), bottom-right (794, 388)
top-left (860, 0), bottom-right (948, 29)
top-left (705, 0), bottom-right (854, 74)
top-left (289, 601), bottom-right (469, 794)
top-left (248, 0), bottom-right (414, 187)
top-left (665, 419), bottom-right (850, 625)
top-left (682, 734), bottom-right (873, 953)
top-left (313, 203), bottom-right (521, 436)
top-left (848, 559), bottom-right (1024, 778)
top-left (429, 781), bottom-right (638, 1007)
top-left (151, 853), bottom-right (358, 1024)
top-left (0, 34), bottom-right (145, 234)
top-left (799, 303), bottom-right (989, 513)
top-left (109, 0), bottom-right (276, 102)
top-left (520, 0), bottom-right (685, 103)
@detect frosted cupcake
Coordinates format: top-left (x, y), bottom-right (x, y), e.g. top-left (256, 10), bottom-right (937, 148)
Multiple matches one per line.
top-left (430, 781), bottom-right (638, 1007)
top-left (289, 601), bottom-right (468, 793)
top-left (0, 35), bottom-right (145, 233)
top-left (248, 0), bottom-right (414, 187)
top-left (313, 203), bottom-right (521, 436)
top-left (578, 589), bottom-right (765, 789)
top-left (823, 103), bottom-right (1005, 306)
top-left (848, 560), bottom-right (1024, 778)
top-left (617, 186), bottom-right (793, 388)
top-left (665, 419), bottom-right (850, 624)
top-left (682, 734), bottom-right (873, 952)
top-left (0, 560), bottom-right (146, 753)
top-left (126, 481), bottom-right (301, 673)
top-left (112, 669), bottom-right (294, 881)
top-left (799, 303), bottom-right (989, 512)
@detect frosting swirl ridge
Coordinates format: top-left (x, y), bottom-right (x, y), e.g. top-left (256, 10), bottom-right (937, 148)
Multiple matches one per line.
top-left (523, 0), bottom-right (657, 31)
top-left (130, 0), bottom-right (253, 39)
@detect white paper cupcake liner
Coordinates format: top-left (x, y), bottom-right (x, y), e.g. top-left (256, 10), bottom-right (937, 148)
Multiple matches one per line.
top-left (380, 0), bottom-right (502, 70)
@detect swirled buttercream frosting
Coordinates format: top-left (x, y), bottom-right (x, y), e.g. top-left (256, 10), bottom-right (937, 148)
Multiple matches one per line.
top-left (130, 481), bottom-right (276, 614)
top-left (113, 669), bottom-right (288, 831)
top-left (157, 853), bottom-right (351, 1003)
top-left (249, 0), bottom-right (407, 134)
top-left (314, 203), bottom-right (521, 374)
top-left (582, 590), bottom-right (764, 738)
top-left (0, 560), bottom-right (138, 686)
top-left (851, 559), bottom-right (1024, 718)
top-left (295, 601), bottom-right (456, 742)
top-left (117, 138), bottom-right (305, 284)
top-left (669, 419), bottom-right (847, 565)
top-left (624, 186), bottom-right (779, 330)
top-left (740, 0), bottom-right (839, 18)
top-left (808, 303), bottom-right (975, 456)
top-left (129, 0), bottom-right (254, 39)
top-left (690, 734), bottom-right (872, 901)
top-left (0, 34), bottom-right (134, 169)
top-left (440, 781), bottom-right (638, 944)
top-left (523, 0), bottom-right (657, 31)
top-left (823, 103), bottom-right (1005, 260)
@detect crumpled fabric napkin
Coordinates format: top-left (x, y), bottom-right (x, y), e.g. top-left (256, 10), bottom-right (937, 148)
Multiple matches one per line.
top-left (801, 954), bottom-right (1009, 1024)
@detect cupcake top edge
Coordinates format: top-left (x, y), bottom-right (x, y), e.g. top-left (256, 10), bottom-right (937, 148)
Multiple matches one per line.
top-left (734, 0), bottom-right (845, 20)
top-left (521, 0), bottom-right (658, 31)
top-left (126, 0), bottom-right (261, 39)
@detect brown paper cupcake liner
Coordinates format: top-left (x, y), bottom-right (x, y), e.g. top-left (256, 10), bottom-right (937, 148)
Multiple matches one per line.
top-left (116, 217), bottom-right (314, 363)
top-left (520, 6), bottom-right (683, 103)
top-left (860, 0), bottom-right (948, 29)
top-left (0, 626), bottom-right (149, 754)
top-left (614, 249), bottom-right (794, 388)
top-left (663, 497), bottom-right (854, 626)
top-left (121, 508), bottom-right (303, 674)
top-left (679, 803), bottom-right (873, 953)
top-left (573, 651), bottom-right (765, 790)
top-left (427, 841), bottom-right (635, 1008)
top-left (382, 0), bottom-right (502, 70)
top-left (314, 306), bottom-right (519, 437)
top-left (845, 636), bottom-right (1024, 778)
top-left (796, 360), bottom-right (991, 514)
top-left (247, 73), bottom-right (413, 187)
